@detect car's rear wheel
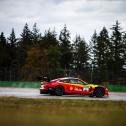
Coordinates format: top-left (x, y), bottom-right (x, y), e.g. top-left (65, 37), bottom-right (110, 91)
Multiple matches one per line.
top-left (94, 88), bottom-right (105, 98)
top-left (55, 86), bottom-right (64, 96)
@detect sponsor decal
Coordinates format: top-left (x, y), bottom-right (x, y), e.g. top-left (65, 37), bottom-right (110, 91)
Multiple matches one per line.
top-left (70, 87), bottom-right (73, 91)
top-left (83, 86), bottom-right (89, 91)
top-left (74, 87), bottom-right (83, 91)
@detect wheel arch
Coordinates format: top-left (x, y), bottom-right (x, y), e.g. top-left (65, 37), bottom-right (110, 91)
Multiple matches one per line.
top-left (55, 85), bottom-right (65, 90)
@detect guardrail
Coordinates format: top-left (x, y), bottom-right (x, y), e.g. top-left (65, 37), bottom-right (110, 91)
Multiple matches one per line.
top-left (0, 81), bottom-right (126, 92)
top-left (0, 81), bottom-right (40, 88)
top-left (106, 84), bottom-right (126, 92)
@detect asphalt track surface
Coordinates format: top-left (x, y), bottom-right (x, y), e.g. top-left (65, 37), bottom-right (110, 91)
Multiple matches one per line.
top-left (0, 87), bottom-right (126, 101)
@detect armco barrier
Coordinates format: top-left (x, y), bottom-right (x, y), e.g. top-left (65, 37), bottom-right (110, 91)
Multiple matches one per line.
top-left (0, 81), bottom-right (126, 92)
top-left (106, 84), bottom-right (126, 92)
top-left (0, 81), bottom-right (41, 88)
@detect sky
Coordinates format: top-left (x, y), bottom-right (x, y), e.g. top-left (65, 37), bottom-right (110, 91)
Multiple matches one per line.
top-left (0, 0), bottom-right (126, 42)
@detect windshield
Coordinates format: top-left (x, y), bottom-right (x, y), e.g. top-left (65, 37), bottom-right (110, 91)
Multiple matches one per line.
top-left (77, 79), bottom-right (88, 85)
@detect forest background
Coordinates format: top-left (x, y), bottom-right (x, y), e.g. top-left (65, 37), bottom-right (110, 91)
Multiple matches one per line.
top-left (0, 21), bottom-right (126, 85)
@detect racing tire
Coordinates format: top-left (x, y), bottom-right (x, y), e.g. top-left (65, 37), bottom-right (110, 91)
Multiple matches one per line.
top-left (94, 88), bottom-right (105, 98)
top-left (55, 86), bottom-right (64, 96)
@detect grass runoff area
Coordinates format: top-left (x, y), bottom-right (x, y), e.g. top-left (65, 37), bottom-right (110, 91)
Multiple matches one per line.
top-left (0, 97), bottom-right (126, 126)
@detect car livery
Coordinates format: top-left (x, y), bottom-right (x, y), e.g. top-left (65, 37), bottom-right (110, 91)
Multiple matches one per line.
top-left (40, 77), bottom-right (109, 97)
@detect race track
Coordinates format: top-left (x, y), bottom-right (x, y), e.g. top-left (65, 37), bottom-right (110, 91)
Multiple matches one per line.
top-left (0, 87), bottom-right (126, 101)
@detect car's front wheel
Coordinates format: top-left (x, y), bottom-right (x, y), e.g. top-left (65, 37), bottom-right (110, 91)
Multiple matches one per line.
top-left (55, 86), bottom-right (64, 96)
top-left (94, 88), bottom-right (105, 98)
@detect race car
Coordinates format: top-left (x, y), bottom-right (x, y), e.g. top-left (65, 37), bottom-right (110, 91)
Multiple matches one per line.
top-left (40, 77), bottom-right (109, 97)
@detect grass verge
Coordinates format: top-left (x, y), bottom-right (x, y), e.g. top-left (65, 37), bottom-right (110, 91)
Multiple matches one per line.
top-left (0, 97), bottom-right (126, 126)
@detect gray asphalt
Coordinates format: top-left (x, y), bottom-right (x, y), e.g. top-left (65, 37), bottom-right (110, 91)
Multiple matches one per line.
top-left (0, 87), bottom-right (126, 101)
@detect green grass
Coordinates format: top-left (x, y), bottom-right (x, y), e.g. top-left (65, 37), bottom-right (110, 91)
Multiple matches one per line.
top-left (0, 97), bottom-right (126, 126)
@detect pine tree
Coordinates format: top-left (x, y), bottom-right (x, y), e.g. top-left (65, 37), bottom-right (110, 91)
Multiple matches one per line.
top-left (0, 32), bottom-right (6, 47)
top-left (110, 21), bottom-right (124, 79)
top-left (97, 27), bottom-right (110, 81)
top-left (72, 35), bottom-right (89, 79)
top-left (59, 25), bottom-right (72, 69)
top-left (0, 32), bottom-right (8, 66)
top-left (16, 23), bottom-right (32, 71)
top-left (92, 27), bottom-right (110, 82)
top-left (90, 30), bottom-right (98, 82)
top-left (90, 30), bottom-right (98, 67)
top-left (8, 28), bottom-right (17, 47)
top-left (0, 32), bottom-right (10, 80)
top-left (8, 29), bottom-right (18, 62)
top-left (39, 29), bottom-right (61, 78)
top-left (122, 32), bottom-right (126, 70)
top-left (20, 23), bottom-right (32, 48)
top-left (32, 23), bottom-right (41, 46)
top-left (22, 28), bottom-right (61, 80)
top-left (39, 29), bottom-right (58, 48)
top-left (7, 29), bottom-right (19, 81)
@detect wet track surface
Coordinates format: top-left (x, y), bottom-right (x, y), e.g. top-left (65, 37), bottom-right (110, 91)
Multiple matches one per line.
top-left (0, 87), bottom-right (126, 101)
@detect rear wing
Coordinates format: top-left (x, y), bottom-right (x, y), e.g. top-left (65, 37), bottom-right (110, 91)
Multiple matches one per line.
top-left (43, 76), bottom-right (50, 82)
top-left (37, 76), bottom-right (50, 82)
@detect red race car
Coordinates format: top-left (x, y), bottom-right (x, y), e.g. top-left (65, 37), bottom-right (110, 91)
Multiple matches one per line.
top-left (40, 77), bottom-right (109, 97)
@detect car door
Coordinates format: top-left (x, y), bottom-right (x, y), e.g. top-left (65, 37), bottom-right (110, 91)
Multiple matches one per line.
top-left (59, 79), bottom-right (73, 93)
top-left (69, 79), bottom-right (84, 94)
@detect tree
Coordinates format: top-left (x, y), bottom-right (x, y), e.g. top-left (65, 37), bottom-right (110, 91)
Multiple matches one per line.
top-left (0, 32), bottom-right (10, 80)
top-left (8, 28), bottom-right (17, 60)
top-left (39, 29), bottom-right (62, 78)
top-left (8, 28), bottom-right (17, 47)
top-left (59, 25), bottom-right (72, 69)
top-left (0, 32), bottom-right (8, 67)
top-left (90, 30), bottom-right (98, 67)
top-left (22, 45), bottom-right (61, 80)
top-left (90, 30), bottom-right (98, 82)
top-left (32, 23), bottom-right (41, 46)
top-left (7, 29), bottom-right (19, 80)
top-left (97, 27), bottom-right (110, 81)
top-left (20, 23), bottom-right (33, 48)
top-left (21, 28), bottom-right (62, 80)
top-left (91, 27), bottom-right (110, 82)
top-left (17, 23), bottom-right (33, 68)
top-left (121, 32), bottom-right (126, 84)
top-left (0, 32), bottom-right (6, 47)
top-left (21, 47), bottom-right (45, 80)
top-left (110, 21), bottom-right (124, 80)
top-left (46, 45), bottom-right (62, 78)
top-left (122, 32), bottom-right (126, 69)
top-left (39, 29), bottom-right (59, 49)
top-left (72, 35), bottom-right (90, 79)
